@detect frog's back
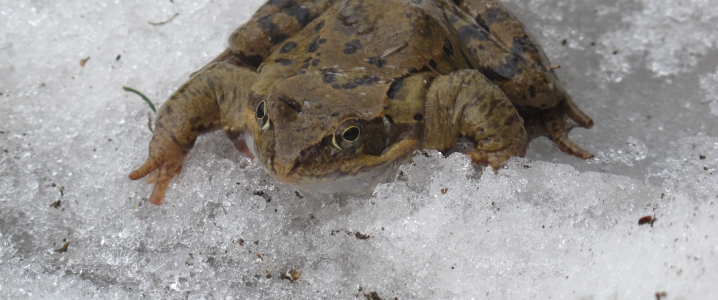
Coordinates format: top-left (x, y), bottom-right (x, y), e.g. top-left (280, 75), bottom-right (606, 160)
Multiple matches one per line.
top-left (256, 0), bottom-right (478, 93)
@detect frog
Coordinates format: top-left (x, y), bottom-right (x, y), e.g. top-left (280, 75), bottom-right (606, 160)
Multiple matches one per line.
top-left (129, 0), bottom-right (594, 205)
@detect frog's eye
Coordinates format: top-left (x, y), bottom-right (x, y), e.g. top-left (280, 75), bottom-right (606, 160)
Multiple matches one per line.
top-left (255, 100), bottom-right (270, 130)
top-left (342, 127), bottom-right (360, 142)
top-left (333, 120), bottom-right (363, 151)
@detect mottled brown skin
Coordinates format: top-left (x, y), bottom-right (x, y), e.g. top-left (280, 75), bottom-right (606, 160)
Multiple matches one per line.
top-left (129, 0), bottom-right (593, 205)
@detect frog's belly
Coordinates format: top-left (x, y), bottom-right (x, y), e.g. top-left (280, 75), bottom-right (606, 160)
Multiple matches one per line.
top-left (292, 159), bottom-right (403, 195)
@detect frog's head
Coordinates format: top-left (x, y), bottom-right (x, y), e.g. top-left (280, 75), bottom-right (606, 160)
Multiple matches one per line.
top-left (242, 72), bottom-right (422, 194)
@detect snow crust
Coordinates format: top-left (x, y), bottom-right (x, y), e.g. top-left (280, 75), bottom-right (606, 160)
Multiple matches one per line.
top-left (1, 0), bottom-right (717, 298)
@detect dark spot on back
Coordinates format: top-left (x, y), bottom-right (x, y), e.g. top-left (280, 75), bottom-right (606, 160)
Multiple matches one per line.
top-left (268, 0), bottom-right (296, 8)
top-left (510, 36), bottom-right (538, 57)
top-left (275, 59), bottom-right (292, 66)
top-left (311, 59), bottom-right (320, 66)
top-left (257, 15), bottom-right (278, 34)
top-left (322, 68), bottom-right (337, 83)
top-left (331, 83), bottom-right (341, 89)
top-left (386, 77), bottom-right (406, 99)
top-left (413, 113), bottom-right (423, 121)
top-left (315, 20), bottom-right (325, 32)
top-left (343, 39), bottom-right (363, 55)
top-left (318, 38), bottom-right (327, 44)
top-left (457, 25), bottom-right (488, 44)
top-left (342, 82), bottom-right (358, 90)
top-left (529, 86), bottom-right (536, 98)
top-left (408, 67), bottom-right (417, 73)
top-left (280, 41), bottom-right (298, 53)
top-left (257, 15), bottom-right (288, 44)
top-left (481, 7), bottom-right (508, 28)
top-left (355, 75), bottom-right (379, 85)
top-left (331, 112), bottom-right (340, 117)
top-left (443, 38), bottom-right (454, 56)
top-left (308, 36), bottom-right (320, 52)
top-left (286, 5), bottom-right (312, 26)
top-left (482, 56), bottom-right (522, 81)
top-left (301, 57), bottom-right (312, 69)
top-left (367, 56), bottom-right (386, 67)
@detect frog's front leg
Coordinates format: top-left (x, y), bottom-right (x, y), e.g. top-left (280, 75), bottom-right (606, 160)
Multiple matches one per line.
top-left (129, 63), bottom-right (258, 205)
top-left (423, 69), bottom-right (527, 168)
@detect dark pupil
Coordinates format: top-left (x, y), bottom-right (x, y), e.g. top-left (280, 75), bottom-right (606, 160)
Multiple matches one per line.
top-left (256, 102), bottom-right (265, 119)
top-left (342, 127), bottom-right (360, 142)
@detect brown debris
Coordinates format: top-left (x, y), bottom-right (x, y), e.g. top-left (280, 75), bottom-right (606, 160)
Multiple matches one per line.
top-left (50, 199), bottom-right (61, 208)
top-left (149, 13), bottom-right (179, 26)
top-left (638, 215), bottom-right (656, 226)
top-left (55, 241), bottom-right (70, 252)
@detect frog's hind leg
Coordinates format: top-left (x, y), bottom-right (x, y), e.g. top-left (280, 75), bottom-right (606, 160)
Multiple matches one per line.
top-left (451, 0), bottom-right (545, 65)
top-left (446, 0), bottom-right (594, 159)
top-left (423, 70), bottom-right (528, 169)
top-left (201, 0), bottom-right (336, 72)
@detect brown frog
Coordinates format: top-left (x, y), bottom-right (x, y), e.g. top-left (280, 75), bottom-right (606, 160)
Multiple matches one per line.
top-left (129, 0), bottom-right (594, 205)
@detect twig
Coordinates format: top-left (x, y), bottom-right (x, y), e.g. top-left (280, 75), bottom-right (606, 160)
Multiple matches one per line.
top-left (149, 12), bottom-right (179, 26)
top-left (418, 56), bottom-right (442, 76)
top-left (381, 42), bottom-right (408, 59)
top-left (123, 86), bottom-right (156, 112)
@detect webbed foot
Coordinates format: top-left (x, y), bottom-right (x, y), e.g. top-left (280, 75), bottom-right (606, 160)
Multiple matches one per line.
top-left (129, 131), bottom-right (189, 205)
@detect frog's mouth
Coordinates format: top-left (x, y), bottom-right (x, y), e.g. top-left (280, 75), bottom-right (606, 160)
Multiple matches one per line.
top-left (254, 137), bottom-right (419, 195)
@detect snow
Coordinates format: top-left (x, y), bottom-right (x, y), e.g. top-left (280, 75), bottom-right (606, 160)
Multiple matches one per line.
top-left (1, 0), bottom-right (717, 298)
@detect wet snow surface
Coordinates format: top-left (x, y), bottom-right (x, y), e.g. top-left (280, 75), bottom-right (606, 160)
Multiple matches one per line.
top-left (1, 0), bottom-right (717, 298)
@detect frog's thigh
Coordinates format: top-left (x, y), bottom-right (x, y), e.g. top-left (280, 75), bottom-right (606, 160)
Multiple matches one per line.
top-left (224, 0), bottom-right (334, 68)
top-left (453, 0), bottom-right (542, 64)
top-left (426, 69), bottom-right (527, 168)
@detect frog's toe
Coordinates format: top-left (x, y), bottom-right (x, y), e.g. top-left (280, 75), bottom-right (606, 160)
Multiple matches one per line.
top-left (554, 134), bottom-right (594, 159)
top-left (129, 145), bottom-right (188, 204)
top-left (562, 97), bottom-right (594, 129)
top-left (148, 161), bottom-right (182, 205)
top-left (543, 109), bottom-right (594, 159)
top-left (129, 158), bottom-right (161, 181)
